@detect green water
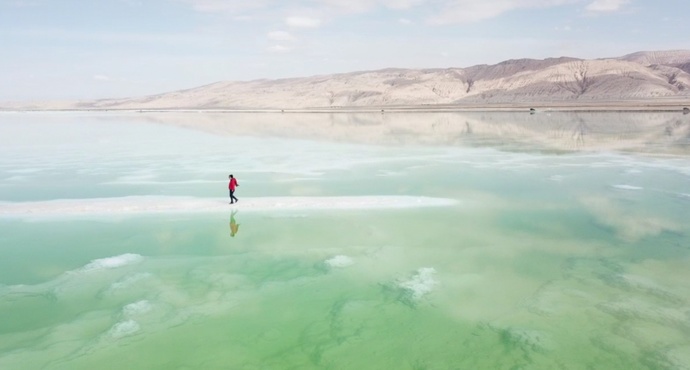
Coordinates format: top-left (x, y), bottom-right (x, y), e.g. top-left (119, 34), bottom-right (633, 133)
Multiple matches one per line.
top-left (0, 112), bottom-right (689, 369)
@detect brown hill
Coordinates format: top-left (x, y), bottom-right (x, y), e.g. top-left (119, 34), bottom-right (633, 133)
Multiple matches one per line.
top-left (6, 50), bottom-right (690, 110)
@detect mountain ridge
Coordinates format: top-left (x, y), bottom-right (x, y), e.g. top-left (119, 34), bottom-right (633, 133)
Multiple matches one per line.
top-left (4, 50), bottom-right (690, 110)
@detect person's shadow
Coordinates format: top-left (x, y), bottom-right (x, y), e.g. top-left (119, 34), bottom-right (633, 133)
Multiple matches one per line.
top-left (229, 210), bottom-right (240, 237)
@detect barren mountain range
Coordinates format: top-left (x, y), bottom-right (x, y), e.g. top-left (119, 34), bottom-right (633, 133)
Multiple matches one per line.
top-left (8, 50), bottom-right (690, 110)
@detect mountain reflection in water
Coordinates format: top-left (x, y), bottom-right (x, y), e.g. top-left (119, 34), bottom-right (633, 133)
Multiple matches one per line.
top-left (131, 111), bottom-right (690, 155)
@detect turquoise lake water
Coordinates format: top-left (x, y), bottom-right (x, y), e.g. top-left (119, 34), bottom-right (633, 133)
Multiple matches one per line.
top-left (0, 111), bottom-right (689, 369)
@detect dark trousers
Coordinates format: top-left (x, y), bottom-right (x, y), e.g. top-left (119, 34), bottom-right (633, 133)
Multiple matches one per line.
top-left (229, 189), bottom-right (238, 203)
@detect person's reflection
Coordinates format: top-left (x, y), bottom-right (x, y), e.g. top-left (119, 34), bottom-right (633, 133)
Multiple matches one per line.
top-left (229, 210), bottom-right (240, 237)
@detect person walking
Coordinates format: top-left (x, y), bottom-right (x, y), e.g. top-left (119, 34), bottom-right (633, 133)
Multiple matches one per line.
top-left (228, 174), bottom-right (239, 204)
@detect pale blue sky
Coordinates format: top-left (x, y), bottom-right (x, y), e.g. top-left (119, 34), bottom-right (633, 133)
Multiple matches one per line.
top-left (1, 0), bottom-right (688, 101)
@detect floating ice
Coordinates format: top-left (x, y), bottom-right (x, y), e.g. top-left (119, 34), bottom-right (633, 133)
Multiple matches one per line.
top-left (399, 267), bottom-right (437, 300)
top-left (0, 195), bottom-right (457, 218)
top-left (103, 178), bottom-right (218, 185)
top-left (123, 300), bottom-right (152, 316)
top-left (612, 184), bottom-right (643, 190)
top-left (598, 299), bottom-right (688, 325)
top-left (325, 255), bottom-right (354, 268)
top-left (108, 320), bottom-right (140, 339)
top-left (109, 272), bottom-right (153, 290)
top-left (80, 254), bottom-right (143, 272)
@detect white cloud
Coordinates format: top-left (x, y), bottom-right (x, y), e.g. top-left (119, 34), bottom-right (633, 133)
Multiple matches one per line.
top-left (427, 0), bottom-right (580, 25)
top-left (267, 45), bottom-right (291, 53)
top-left (315, 0), bottom-right (374, 13)
top-left (179, 0), bottom-right (425, 17)
top-left (285, 16), bottom-right (322, 28)
top-left (316, 0), bottom-right (425, 12)
top-left (267, 30), bottom-right (295, 41)
top-left (179, 0), bottom-right (268, 13)
top-left (384, 0), bottom-right (428, 9)
top-left (585, 0), bottom-right (629, 13)
top-left (93, 74), bottom-right (111, 81)
top-left (399, 18), bottom-right (413, 25)
top-left (232, 15), bottom-right (254, 21)
top-left (180, 1), bottom-right (597, 26)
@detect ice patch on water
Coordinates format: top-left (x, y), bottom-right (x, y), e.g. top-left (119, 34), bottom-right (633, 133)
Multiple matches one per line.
top-left (123, 300), bottom-right (152, 316)
top-left (0, 195), bottom-right (457, 218)
top-left (598, 299), bottom-right (688, 325)
top-left (612, 184), bottom-right (643, 190)
top-left (109, 272), bottom-right (153, 290)
top-left (103, 178), bottom-right (218, 185)
top-left (325, 255), bottom-right (354, 268)
top-left (614, 274), bottom-right (685, 304)
top-left (80, 254), bottom-right (143, 272)
top-left (377, 170), bottom-right (407, 177)
top-left (399, 268), bottom-right (437, 300)
top-left (108, 320), bottom-right (140, 339)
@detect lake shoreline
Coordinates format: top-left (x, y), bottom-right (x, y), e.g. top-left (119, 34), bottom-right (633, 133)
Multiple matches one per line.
top-left (1, 100), bottom-right (689, 114)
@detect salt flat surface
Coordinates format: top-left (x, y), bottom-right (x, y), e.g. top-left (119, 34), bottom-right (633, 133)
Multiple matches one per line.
top-left (0, 195), bottom-right (457, 218)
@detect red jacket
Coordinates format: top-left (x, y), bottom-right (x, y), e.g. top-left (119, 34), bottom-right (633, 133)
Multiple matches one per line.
top-left (229, 178), bottom-right (238, 190)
